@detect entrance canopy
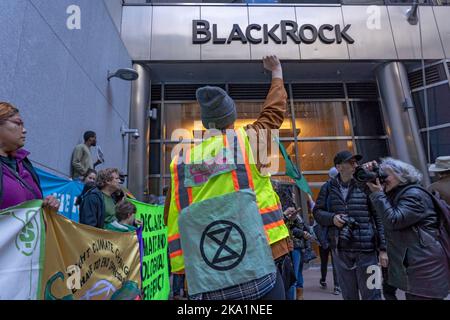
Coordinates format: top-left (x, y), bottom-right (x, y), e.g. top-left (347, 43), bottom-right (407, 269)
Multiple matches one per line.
top-left (142, 60), bottom-right (424, 83)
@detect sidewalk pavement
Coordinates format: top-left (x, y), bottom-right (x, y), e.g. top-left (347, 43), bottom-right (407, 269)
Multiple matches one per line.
top-left (301, 264), bottom-right (450, 300)
top-left (170, 264), bottom-right (449, 300)
top-left (302, 265), bottom-right (342, 300)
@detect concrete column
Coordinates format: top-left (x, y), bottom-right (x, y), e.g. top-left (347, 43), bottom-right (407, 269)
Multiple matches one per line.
top-left (128, 63), bottom-right (150, 201)
top-left (376, 62), bottom-right (430, 185)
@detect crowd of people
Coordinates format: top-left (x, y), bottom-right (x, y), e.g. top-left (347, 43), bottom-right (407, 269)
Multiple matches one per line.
top-left (1, 54), bottom-right (449, 301)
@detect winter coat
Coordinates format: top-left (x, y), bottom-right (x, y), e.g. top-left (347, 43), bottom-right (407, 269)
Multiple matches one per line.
top-left (79, 187), bottom-right (105, 229)
top-left (313, 176), bottom-right (386, 252)
top-left (369, 183), bottom-right (449, 299)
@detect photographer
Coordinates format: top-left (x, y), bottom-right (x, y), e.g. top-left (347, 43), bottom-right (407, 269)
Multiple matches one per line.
top-left (313, 151), bottom-right (387, 300)
top-left (365, 158), bottom-right (449, 300)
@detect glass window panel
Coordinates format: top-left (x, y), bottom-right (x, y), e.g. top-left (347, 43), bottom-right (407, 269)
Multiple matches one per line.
top-left (164, 102), bottom-right (295, 139)
top-left (148, 178), bottom-right (160, 198)
top-left (262, 141), bottom-right (296, 175)
top-left (163, 178), bottom-right (170, 190)
top-left (147, 178), bottom-right (171, 199)
top-left (350, 101), bottom-right (386, 136)
top-left (165, 103), bottom-right (201, 140)
top-left (355, 139), bottom-right (390, 162)
top-left (297, 140), bottom-right (354, 171)
top-left (303, 174), bottom-right (329, 183)
top-left (149, 143), bottom-right (161, 175)
top-left (150, 104), bottom-right (161, 140)
top-left (293, 102), bottom-right (351, 137)
top-left (430, 127), bottom-right (450, 163)
top-left (428, 85), bottom-right (450, 127)
top-left (413, 85), bottom-right (450, 129)
top-left (163, 141), bottom-right (294, 176)
top-left (164, 143), bottom-right (194, 175)
top-left (421, 132), bottom-right (430, 163)
top-left (235, 102), bottom-right (294, 138)
top-left (310, 187), bottom-right (325, 204)
top-left (412, 91), bottom-right (427, 129)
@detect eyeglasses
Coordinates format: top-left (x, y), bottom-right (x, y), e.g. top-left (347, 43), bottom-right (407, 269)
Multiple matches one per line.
top-left (6, 120), bottom-right (25, 128)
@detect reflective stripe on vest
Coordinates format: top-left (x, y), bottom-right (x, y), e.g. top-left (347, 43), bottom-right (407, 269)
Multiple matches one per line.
top-left (260, 204), bottom-right (284, 226)
top-left (168, 234), bottom-right (182, 258)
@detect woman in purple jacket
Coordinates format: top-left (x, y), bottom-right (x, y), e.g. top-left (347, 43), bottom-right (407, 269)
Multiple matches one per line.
top-left (0, 102), bottom-right (59, 211)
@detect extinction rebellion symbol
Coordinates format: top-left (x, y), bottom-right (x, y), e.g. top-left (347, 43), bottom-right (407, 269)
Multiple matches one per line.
top-left (200, 220), bottom-right (247, 271)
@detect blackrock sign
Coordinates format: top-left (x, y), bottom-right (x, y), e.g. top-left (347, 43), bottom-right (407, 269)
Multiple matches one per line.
top-left (120, 5), bottom-right (450, 60)
top-left (192, 20), bottom-right (354, 45)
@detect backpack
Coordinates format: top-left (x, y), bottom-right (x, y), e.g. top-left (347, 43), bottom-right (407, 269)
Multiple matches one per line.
top-left (397, 185), bottom-right (450, 268)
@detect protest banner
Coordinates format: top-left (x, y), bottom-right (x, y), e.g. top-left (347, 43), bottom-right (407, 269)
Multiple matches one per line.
top-left (0, 200), bottom-right (45, 300)
top-left (40, 211), bottom-right (141, 300)
top-left (35, 167), bottom-right (83, 222)
top-left (131, 200), bottom-right (170, 300)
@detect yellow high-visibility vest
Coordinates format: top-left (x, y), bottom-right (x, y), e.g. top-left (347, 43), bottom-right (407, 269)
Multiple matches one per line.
top-left (167, 127), bottom-right (289, 272)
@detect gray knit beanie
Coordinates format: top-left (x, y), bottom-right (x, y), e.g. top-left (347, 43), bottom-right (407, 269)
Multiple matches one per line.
top-left (196, 86), bottom-right (237, 130)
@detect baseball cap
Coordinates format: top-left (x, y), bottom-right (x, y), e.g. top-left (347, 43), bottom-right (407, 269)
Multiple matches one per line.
top-left (333, 151), bottom-right (362, 166)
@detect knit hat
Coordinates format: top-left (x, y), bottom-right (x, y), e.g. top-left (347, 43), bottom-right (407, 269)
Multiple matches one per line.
top-left (196, 86), bottom-right (237, 130)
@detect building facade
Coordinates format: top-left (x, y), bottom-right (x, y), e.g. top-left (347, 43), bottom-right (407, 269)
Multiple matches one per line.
top-left (0, 0), bottom-right (132, 179)
top-left (120, 1), bottom-right (450, 202)
top-left (2, 1), bottom-right (448, 204)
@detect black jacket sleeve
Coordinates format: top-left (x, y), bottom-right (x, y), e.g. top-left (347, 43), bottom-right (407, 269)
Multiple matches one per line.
top-left (313, 182), bottom-right (335, 227)
top-left (369, 190), bottom-right (427, 231)
top-left (369, 200), bottom-right (387, 251)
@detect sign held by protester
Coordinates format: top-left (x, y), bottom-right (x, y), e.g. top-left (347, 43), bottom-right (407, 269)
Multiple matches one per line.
top-left (40, 211), bottom-right (141, 300)
top-left (132, 200), bottom-right (170, 300)
top-left (0, 200), bottom-right (45, 300)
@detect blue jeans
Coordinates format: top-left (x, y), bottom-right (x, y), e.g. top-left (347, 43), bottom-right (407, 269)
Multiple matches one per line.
top-left (287, 286), bottom-right (296, 300)
top-left (291, 248), bottom-right (304, 288)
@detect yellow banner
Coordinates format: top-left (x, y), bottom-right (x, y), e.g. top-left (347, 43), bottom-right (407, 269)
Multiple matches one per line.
top-left (40, 211), bottom-right (141, 300)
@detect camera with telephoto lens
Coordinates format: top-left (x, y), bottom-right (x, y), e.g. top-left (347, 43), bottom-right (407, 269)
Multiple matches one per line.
top-left (354, 163), bottom-right (388, 184)
top-left (338, 216), bottom-right (360, 246)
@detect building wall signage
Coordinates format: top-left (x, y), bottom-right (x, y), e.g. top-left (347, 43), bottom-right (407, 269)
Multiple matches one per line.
top-left (121, 5), bottom-right (450, 61)
top-left (192, 20), bottom-right (354, 45)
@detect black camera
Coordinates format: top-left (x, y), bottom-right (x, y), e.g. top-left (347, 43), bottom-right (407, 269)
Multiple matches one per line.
top-left (354, 163), bottom-right (388, 184)
top-left (339, 216), bottom-right (360, 246)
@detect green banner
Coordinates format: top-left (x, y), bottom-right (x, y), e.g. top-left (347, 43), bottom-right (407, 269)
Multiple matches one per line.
top-left (131, 200), bottom-right (170, 300)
